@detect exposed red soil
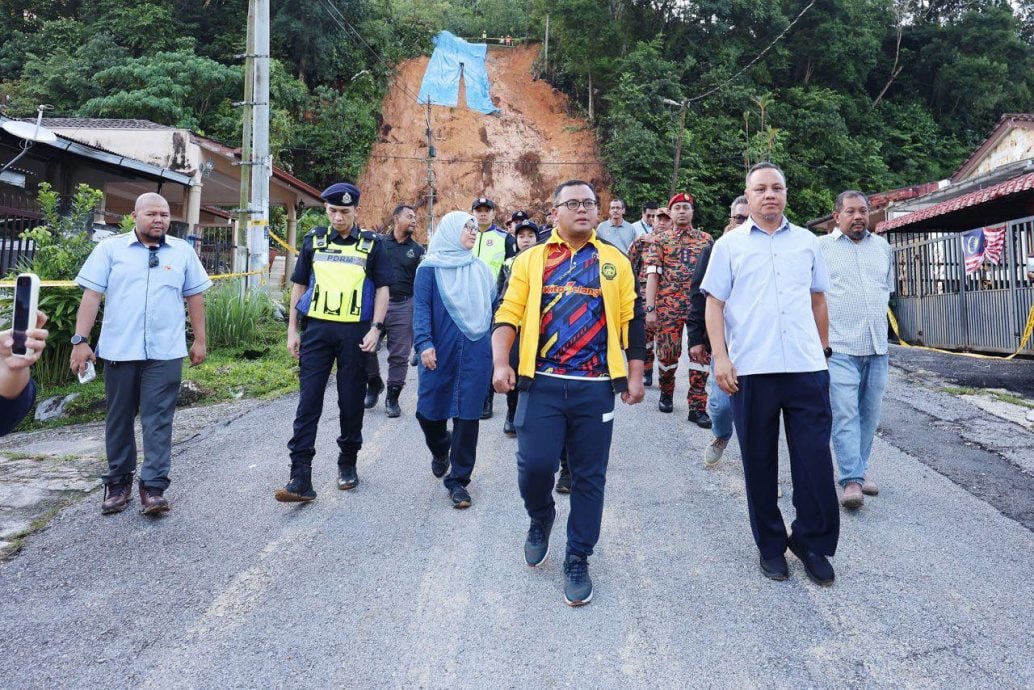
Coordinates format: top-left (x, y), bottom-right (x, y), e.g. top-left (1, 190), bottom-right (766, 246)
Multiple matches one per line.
top-left (357, 44), bottom-right (609, 240)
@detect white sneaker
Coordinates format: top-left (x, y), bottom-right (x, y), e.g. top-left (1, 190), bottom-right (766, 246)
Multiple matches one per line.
top-left (703, 437), bottom-right (729, 467)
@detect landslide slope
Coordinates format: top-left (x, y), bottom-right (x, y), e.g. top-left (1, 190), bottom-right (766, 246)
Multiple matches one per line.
top-left (358, 44), bottom-right (608, 237)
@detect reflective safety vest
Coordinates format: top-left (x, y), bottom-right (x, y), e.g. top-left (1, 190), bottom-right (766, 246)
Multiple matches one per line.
top-left (307, 230), bottom-right (377, 322)
top-left (474, 226), bottom-right (508, 281)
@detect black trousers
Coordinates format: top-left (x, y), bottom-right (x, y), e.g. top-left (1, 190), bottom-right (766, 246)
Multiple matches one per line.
top-left (288, 319), bottom-right (367, 466)
top-left (416, 413), bottom-right (480, 490)
top-left (730, 371), bottom-right (840, 558)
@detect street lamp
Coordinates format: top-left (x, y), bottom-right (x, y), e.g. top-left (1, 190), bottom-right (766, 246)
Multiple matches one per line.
top-left (661, 97), bottom-right (688, 198)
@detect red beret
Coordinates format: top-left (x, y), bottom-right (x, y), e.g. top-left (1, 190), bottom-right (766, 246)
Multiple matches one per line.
top-left (668, 193), bottom-right (694, 208)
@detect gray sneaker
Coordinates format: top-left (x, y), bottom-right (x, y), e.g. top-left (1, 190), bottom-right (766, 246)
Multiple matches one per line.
top-left (524, 509), bottom-right (555, 567)
top-left (703, 437), bottom-right (729, 467)
top-left (563, 553), bottom-right (593, 606)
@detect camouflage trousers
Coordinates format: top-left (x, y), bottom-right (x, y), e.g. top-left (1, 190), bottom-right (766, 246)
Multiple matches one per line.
top-left (655, 316), bottom-right (708, 413)
top-left (644, 321), bottom-right (657, 375)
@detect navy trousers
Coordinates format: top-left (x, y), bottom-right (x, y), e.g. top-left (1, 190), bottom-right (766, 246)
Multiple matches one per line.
top-left (288, 319), bottom-right (368, 466)
top-left (416, 413), bottom-right (480, 490)
top-left (730, 371), bottom-right (840, 558)
top-left (515, 376), bottom-right (615, 558)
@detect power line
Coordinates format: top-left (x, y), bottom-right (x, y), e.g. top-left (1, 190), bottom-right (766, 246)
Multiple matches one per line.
top-left (685, 0), bottom-right (817, 104)
top-left (320, 0), bottom-right (426, 104)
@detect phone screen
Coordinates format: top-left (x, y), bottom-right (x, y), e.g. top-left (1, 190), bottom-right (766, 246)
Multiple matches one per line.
top-left (12, 274), bottom-right (32, 355)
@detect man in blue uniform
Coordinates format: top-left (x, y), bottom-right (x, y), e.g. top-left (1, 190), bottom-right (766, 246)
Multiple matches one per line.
top-left (276, 182), bottom-right (392, 502)
top-left (471, 196), bottom-right (517, 419)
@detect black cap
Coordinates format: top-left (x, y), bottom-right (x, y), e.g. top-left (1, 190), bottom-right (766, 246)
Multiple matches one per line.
top-left (321, 182), bottom-right (360, 207)
top-left (514, 220), bottom-right (539, 235)
top-left (510, 210), bottom-right (530, 224)
top-left (472, 197), bottom-right (495, 210)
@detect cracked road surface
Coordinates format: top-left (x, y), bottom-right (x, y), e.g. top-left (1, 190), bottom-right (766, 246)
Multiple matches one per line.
top-left (0, 351), bottom-right (1031, 688)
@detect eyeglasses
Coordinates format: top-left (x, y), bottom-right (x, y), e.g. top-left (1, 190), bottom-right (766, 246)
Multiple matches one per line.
top-left (731, 214), bottom-right (749, 224)
top-left (148, 248), bottom-right (159, 268)
top-left (557, 199), bottom-right (598, 211)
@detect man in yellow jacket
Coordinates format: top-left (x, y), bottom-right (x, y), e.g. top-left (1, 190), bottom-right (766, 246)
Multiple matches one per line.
top-left (492, 179), bottom-right (646, 607)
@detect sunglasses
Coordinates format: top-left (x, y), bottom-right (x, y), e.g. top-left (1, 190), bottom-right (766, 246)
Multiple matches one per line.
top-left (149, 248), bottom-right (159, 268)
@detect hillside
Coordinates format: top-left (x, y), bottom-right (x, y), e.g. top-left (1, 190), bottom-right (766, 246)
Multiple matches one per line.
top-left (358, 44), bottom-right (608, 237)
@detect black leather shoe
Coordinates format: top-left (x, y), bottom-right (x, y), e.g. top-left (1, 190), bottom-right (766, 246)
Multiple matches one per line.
top-left (431, 454), bottom-right (449, 478)
top-left (759, 553), bottom-right (789, 581)
top-left (555, 470), bottom-right (572, 494)
top-left (643, 372), bottom-right (652, 387)
top-left (384, 385), bottom-right (402, 418)
top-left (337, 465), bottom-right (359, 491)
top-left (503, 411), bottom-right (516, 436)
top-left (410, 351), bottom-right (419, 366)
top-left (364, 378), bottom-right (384, 409)
top-left (481, 394), bottom-right (494, 420)
top-left (658, 393), bottom-right (673, 413)
top-left (687, 410), bottom-right (712, 429)
top-left (788, 537), bottom-right (835, 586)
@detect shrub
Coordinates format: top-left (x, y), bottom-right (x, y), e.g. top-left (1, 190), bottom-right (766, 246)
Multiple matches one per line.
top-left (204, 279), bottom-right (278, 349)
top-left (0, 182), bottom-right (103, 385)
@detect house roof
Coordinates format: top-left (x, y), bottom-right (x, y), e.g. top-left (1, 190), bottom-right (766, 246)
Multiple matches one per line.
top-left (876, 171), bottom-right (1034, 232)
top-left (38, 118), bottom-right (176, 130)
top-left (951, 113), bottom-right (1034, 182)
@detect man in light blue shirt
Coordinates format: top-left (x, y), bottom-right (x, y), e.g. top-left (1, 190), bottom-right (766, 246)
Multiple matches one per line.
top-left (702, 162), bottom-right (839, 587)
top-left (818, 190), bottom-right (894, 510)
top-left (71, 193), bottom-right (211, 516)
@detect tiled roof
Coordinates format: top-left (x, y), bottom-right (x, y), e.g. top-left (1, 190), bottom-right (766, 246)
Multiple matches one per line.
top-left (33, 118), bottom-right (174, 130)
top-left (876, 172), bottom-right (1034, 232)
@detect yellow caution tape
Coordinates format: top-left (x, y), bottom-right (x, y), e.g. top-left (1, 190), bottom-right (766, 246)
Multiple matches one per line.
top-left (0, 279), bottom-right (78, 288)
top-left (268, 229), bottom-right (299, 256)
top-left (1005, 304), bottom-right (1034, 360)
top-left (889, 306), bottom-right (1033, 360)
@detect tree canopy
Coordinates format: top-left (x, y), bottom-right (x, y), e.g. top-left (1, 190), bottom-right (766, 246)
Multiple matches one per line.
top-left (1, 0), bottom-right (1032, 228)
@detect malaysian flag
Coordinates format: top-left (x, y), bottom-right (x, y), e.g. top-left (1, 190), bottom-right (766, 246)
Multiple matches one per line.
top-left (983, 223), bottom-right (1006, 264)
top-left (961, 228), bottom-right (985, 275)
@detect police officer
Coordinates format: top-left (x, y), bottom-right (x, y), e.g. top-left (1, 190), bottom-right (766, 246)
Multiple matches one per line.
top-left (471, 196), bottom-right (516, 419)
top-left (276, 182), bottom-right (392, 502)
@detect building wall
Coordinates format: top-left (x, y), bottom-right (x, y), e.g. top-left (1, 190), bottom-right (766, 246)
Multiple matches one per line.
top-left (46, 128), bottom-right (200, 173)
top-left (965, 127), bottom-right (1034, 180)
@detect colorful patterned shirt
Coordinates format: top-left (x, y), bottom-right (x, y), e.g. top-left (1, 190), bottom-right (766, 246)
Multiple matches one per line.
top-left (536, 242), bottom-right (609, 378)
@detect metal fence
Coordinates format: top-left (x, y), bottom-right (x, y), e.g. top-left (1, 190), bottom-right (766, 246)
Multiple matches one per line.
top-left (888, 216), bottom-right (1034, 355)
top-left (196, 225), bottom-right (236, 275)
top-left (0, 192), bottom-right (41, 277)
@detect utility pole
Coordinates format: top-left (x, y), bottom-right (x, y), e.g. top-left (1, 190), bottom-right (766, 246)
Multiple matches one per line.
top-left (663, 97), bottom-right (688, 197)
top-left (247, 0), bottom-right (271, 290)
top-left (425, 99), bottom-right (437, 239)
top-left (543, 14), bottom-right (549, 78)
top-left (236, 2), bottom-right (255, 279)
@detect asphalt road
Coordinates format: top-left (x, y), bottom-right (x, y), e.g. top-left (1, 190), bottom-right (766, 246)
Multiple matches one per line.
top-left (0, 352), bottom-right (1031, 688)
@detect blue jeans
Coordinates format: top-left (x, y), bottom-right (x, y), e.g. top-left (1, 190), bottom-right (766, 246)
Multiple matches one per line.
top-left (707, 359), bottom-right (734, 441)
top-left (828, 353), bottom-right (888, 487)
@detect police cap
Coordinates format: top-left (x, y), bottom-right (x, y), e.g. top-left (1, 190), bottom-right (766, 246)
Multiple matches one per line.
top-left (472, 197), bottom-right (495, 211)
top-left (322, 182), bottom-right (360, 207)
top-left (510, 210), bottom-right (530, 224)
top-left (514, 220), bottom-right (539, 236)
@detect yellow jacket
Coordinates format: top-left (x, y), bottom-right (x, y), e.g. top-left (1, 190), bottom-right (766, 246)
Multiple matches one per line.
top-left (494, 231), bottom-right (645, 392)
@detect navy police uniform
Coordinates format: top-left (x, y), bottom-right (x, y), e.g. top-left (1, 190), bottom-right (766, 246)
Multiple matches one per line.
top-left (278, 183), bottom-right (392, 502)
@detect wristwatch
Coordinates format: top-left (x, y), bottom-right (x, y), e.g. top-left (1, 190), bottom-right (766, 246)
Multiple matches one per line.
top-left (70, 334), bottom-right (89, 346)
top-left (371, 322), bottom-right (384, 331)
top-left (823, 347), bottom-right (833, 358)
top-left (645, 305), bottom-right (656, 313)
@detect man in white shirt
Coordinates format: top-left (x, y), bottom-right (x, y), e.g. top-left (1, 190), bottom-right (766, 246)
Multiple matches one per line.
top-left (702, 162), bottom-right (839, 587)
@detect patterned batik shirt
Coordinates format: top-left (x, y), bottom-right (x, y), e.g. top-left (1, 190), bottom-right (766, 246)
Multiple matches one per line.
top-left (536, 242), bottom-right (609, 378)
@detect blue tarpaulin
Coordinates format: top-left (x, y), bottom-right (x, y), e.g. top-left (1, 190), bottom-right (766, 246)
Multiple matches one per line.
top-left (417, 31), bottom-right (498, 115)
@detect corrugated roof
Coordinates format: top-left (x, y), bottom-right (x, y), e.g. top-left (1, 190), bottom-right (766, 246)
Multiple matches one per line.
top-left (876, 172), bottom-right (1034, 232)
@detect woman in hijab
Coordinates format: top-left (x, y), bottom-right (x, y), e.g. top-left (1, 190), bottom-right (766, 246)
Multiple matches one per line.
top-left (414, 211), bottom-right (496, 508)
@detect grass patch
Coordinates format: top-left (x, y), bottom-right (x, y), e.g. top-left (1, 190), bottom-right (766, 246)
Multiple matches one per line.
top-left (2, 504), bottom-right (66, 560)
top-left (940, 385), bottom-right (1034, 409)
top-left (12, 309), bottom-right (298, 433)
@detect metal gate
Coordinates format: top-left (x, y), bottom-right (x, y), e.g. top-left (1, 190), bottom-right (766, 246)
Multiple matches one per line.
top-left (889, 216), bottom-right (1034, 355)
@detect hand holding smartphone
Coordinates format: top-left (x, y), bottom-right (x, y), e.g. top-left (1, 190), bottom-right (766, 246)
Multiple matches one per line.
top-left (12, 273), bottom-right (40, 358)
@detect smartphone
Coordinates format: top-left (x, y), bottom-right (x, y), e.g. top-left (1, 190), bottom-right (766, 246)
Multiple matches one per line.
top-left (12, 272), bottom-right (40, 358)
